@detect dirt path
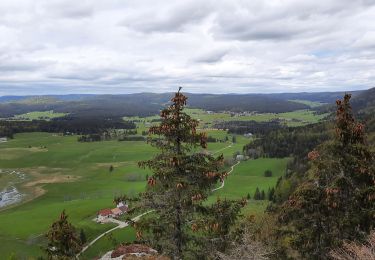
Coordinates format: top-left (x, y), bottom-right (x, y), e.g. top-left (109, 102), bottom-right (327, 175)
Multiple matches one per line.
top-left (212, 142), bottom-right (233, 154)
top-left (211, 161), bottom-right (240, 192)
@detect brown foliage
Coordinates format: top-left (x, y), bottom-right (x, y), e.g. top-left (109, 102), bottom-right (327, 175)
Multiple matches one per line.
top-left (330, 231), bottom-right (375, 260)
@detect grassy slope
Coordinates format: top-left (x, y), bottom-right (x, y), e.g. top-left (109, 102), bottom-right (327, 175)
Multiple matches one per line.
top-left (210, 158), bottom-right (289, 214)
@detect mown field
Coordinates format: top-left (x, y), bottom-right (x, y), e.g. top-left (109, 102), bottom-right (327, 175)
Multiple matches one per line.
top-left (8, 110), bottom-right (68, 121)
top-left (0, 103), bottom-right (324, 259)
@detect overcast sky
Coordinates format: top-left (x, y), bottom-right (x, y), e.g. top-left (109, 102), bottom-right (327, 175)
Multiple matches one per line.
top-left (0, 0), bottom-right (374, 95)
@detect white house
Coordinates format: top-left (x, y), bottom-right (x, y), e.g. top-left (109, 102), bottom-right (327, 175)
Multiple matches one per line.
top-left (236, 154), bottom-right (245, 161)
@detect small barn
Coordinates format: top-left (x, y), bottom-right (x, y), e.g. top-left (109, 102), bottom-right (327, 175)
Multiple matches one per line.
top-left (236, 154), bottom-right (245, 161)
top-left (111, 208), bottom-right (123, 217)
top-left (118, 205), bottom-right (129, 214)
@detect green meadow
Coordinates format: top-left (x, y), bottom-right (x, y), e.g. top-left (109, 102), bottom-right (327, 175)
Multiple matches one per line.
top-left (0, 104), bottom-right (325, 258)
top-left (185, 108), bottom-right (326, 127)
top-left (10, 110), bottom-right (68, 121)
top-left (0, 131), bottom-right (279, 258)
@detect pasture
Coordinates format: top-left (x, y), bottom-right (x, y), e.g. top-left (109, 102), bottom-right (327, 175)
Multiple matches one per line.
top-left (0, 104), bottom-right (323, 258)
top-left (9, 110), bottom-right (68, 121)
top-left (0, 130), bottom-right (285, 259)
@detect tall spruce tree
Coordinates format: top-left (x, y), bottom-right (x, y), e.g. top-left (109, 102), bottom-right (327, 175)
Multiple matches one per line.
top-left (137, 88), bottom-right (245, 259)
top-left (278, 94), bottom-right (375, 259)
top-left (254, 187), bottom-right (261, 200)
top-left (45, 210), bottom-right (82, 259)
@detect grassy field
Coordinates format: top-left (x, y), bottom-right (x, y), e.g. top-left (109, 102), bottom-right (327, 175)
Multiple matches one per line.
top-left (210, 158), bottom-right (289, 214)
top-left (185, 107), bottom-right (328, 126)
top-left (0, 130), bottom-right (285, 259)
top-left (0, 104), bottom-right (326, 258)
top-left (10, 110), bottom-right (68, 121)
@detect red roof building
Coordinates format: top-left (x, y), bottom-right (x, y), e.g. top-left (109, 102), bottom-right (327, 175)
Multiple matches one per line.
top-left (98, 208), bottom-right (112, 216)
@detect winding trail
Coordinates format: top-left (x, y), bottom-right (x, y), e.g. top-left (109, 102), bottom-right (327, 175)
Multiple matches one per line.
top-left (77, 142), bottom-right (239, 258)
top-left (211, 161), bottom-right (240, 192)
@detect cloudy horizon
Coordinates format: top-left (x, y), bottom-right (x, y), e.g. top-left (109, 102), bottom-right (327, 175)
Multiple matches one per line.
top-left (1, 0), bottom-right (375, 95)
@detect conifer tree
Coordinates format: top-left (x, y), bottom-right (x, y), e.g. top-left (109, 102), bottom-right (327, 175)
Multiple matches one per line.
top-left (45, 210), bottom-right (82, 259)
top-left (254, 187), bottom-right (261, 200)
top-left (137, 88), bottom-right (244, 259)
top-left (261, 190), bottom-right (266, 200)
top-left (268, 187), bottom-right (275, 201)
top-left (278, 94), bottom-right (375, 259)
top-left (79, 229), bottom-right (87, 245)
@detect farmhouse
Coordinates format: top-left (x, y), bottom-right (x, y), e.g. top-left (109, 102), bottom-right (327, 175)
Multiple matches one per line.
top-left (97, 208), bottom-right (112, 222)
top-left (97, 201), bottom-right (129, 222)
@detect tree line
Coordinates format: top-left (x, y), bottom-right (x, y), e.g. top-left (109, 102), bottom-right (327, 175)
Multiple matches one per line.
top-left (0, 117), bottom-right (136, 138)
top-left (214, 120), bottom-right (282, 135)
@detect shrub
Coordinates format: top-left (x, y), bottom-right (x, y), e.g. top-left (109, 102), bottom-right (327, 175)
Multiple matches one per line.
top-left (264, 170), bottom-right (272, 177)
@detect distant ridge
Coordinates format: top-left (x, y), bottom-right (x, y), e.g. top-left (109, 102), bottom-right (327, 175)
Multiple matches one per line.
top-left (0, 89), bottom-right (368, 118)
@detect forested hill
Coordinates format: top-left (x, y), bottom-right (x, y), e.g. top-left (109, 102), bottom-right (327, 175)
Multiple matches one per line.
top-left (266, 90), bottom-right (363, 103)
top-left (351, 87), bottom-right (375, 113)
top-left (0, 90), bottom-right (367, 118)
top-left (0, 93), bottom-right (307, 117)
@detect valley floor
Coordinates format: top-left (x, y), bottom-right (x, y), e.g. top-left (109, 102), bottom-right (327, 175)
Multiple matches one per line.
top-left (0, 132), bottom-right (288, 259)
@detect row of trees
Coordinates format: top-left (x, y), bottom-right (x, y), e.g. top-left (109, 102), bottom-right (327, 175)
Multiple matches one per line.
top-left (0, 117), bottom-right (136, 138)
top-left (78, 129), bottom-right (139, 142)
top-left (250, 187), bottom-right (275, 201)
top-left (214, 120), bottom-right (282, 135)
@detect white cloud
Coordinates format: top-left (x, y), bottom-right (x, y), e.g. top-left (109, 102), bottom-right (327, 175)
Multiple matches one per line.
top-left (0, 0), bottom-right (374, 95)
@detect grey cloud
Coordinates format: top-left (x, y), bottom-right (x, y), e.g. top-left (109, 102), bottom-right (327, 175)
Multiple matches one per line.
top-left (37, 1), bottom-right (94, 19)
top-left (0, 59), bottom-right (52, 72)
top-left (193, 49), bottom-right (228, 63)
top-left (119, 1), bottom-right (213, 33)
